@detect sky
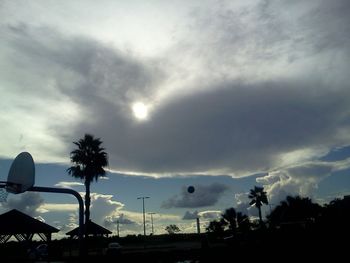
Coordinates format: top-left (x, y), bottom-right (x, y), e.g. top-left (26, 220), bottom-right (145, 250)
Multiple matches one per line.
top-left (1, 0), bottom-right (350, 239)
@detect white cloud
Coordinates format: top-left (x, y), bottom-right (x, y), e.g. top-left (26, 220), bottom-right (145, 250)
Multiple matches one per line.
top-left (256, 158), bottom-right (350, 204)
top-left (198, 210), bottom-right (221, 220)
top-left (90, 193), bottom-right (124, 223)
top-left (54, 181), bottom-right (84, 188)
top-left (34, 215), bottom-right (45, 222)
top-left (1, 192), bottom-right (43, 217)
top-left (183, 210), bottom-right (198, 220)
top-left (57, 213), bottom-right (79, 234)
top-left (39, 203), bottom-right (78, 212)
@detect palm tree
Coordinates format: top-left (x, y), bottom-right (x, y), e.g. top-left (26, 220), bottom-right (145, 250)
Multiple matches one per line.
top-left (222, 207), bottom-right (237, 234)
top-left (248, 186), bottom-right (268, 226)
top-left (268, 195), bottom-right (322, 227)
top-left (67, 134), bottom-right (108, 223)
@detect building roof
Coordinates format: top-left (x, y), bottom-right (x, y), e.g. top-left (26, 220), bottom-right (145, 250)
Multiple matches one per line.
top-left (0, 209), bottom-right (59, 234)
top-left (66, 220), bottom-right (112, 236)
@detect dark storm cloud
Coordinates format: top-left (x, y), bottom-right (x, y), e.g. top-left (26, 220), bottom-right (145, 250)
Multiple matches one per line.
top-left (1, 0), bottom-right (350, 179)
top-left (96, 80), bottom-right (349, 175)
top-left (183, 210), bottom-right (198, 220)
top-left (162, 183), bottom-right (229, 208)
top-left (67, 0), bottom-right (350, 176)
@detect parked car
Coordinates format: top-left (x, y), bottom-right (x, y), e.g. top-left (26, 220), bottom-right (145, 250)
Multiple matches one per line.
top-left (28, 244), bottom-right (48, 260)
top-left (35, 244), bottom-right (48, 259)
top-left (105, 242), bottom-right (122, 256)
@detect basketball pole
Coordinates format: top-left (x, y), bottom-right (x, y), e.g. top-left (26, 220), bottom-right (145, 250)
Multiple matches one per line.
top-left (28, 186), bottom-right (84, 258)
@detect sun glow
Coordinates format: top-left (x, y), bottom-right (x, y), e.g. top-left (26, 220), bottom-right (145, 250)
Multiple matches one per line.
top-left (132, 102), bottom-right (149, 120)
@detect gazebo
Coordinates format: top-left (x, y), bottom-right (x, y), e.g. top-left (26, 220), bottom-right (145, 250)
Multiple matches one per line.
top-left (0, 209), bottom-right (59, 243)
top-left (66, 220), bottom-right (112, 238)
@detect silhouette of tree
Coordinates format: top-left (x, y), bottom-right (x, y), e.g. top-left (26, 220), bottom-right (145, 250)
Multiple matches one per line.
top-left (268, 195), bottom-right (321, 227)
top-left (236, 212), bottom-right (251, 233)
top-left (67, 134), bottom-right (108, 223)
top-left (321, 196), bottom-right (350, 232)
top-left (165, 224), bottom-right (180, 234)
top-left (222, 208), bottom-right (237, 234)
top-left (248, 186), bottom-right (268, 226)
top-left (206, 219), bottom-right (226, 236)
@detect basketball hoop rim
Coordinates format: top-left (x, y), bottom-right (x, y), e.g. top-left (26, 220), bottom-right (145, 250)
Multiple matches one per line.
top-left (0, 181), bottom-right (23, 194)
top-left (5, 181), bottom-right (23, 194)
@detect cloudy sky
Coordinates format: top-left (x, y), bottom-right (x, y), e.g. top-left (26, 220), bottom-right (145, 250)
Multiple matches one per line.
top-left (1, 0), bottom-right (350, 238)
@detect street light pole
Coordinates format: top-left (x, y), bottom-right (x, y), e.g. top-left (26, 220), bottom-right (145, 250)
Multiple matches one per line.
top-left (148, 212), bottom-right (156, 234)
top-left (137, 196), bottom-right (150, 236)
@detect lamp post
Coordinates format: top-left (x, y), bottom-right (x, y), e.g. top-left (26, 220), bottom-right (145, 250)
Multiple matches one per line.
top-left (137, 196), bottom-right (150, 236)
top-left (148, 212), bottom-right (156, 235)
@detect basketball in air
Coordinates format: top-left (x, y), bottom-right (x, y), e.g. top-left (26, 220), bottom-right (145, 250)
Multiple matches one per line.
top-left (187, 185), bottom-right (195, 193)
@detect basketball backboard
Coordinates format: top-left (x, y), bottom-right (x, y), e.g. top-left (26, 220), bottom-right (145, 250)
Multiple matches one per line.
top-left (6, 152), bottom-right (35, 194)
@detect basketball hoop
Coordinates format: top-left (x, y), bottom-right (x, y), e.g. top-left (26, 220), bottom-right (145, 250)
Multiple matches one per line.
top-left (0, 151), bottom-right (34, 200)
top-left (5, 182), bottom-right (23, 194)
top-left (0, 181), bottom-right (22, 202)
top-left (7, 152), bottom-right (35, 194)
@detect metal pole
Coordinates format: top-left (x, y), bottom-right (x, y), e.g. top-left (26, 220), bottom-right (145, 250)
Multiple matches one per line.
top-left (142, 198), bottom-right (146, 236)
top-left (196, 217), bottom-right (200, 234)
top-left (148, 212), bottom-right (155, 234)
top-left (28, 186), bottom-right (84, 257)
top-left (151, 214), bottom-right (154, 234)
top-left (137, 196), bottom-right (149, 236)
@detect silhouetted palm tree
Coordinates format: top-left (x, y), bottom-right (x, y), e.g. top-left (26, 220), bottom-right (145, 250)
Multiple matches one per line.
top-left (268, 195), bottom-right (321, 227)
top-left (67, 134), bottom-right (108, 223)
top-left (222, 207), bottom-right (237, 234)
top-left (248, 186), bottom-right (268, 225)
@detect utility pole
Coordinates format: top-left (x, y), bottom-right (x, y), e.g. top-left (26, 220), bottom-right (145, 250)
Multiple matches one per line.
top-left (196, 217), bottom-right (201, 234)
top-left (137, 196), bottom-right (150, 236)
top-left (117, 219), bottom-right (120, 237)
top-left (148, 212), bottom-right (156, 234)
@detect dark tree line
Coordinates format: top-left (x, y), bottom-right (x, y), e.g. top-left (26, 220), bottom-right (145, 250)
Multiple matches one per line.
top-left (206, 186), bottom-right (350, 241)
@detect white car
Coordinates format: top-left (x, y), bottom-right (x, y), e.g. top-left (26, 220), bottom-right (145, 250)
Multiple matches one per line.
top-left (106, 242), bottom-right (122, 256)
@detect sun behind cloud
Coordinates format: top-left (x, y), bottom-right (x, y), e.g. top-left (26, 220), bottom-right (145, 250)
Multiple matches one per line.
top-left (132, 102), bottom-right (149, 120)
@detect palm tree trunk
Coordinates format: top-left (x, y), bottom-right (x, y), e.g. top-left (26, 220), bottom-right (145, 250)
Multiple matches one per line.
top-left (258, 206), bottom-right (262, 225)
top-left (85, 180), bottom-right (91, 224)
